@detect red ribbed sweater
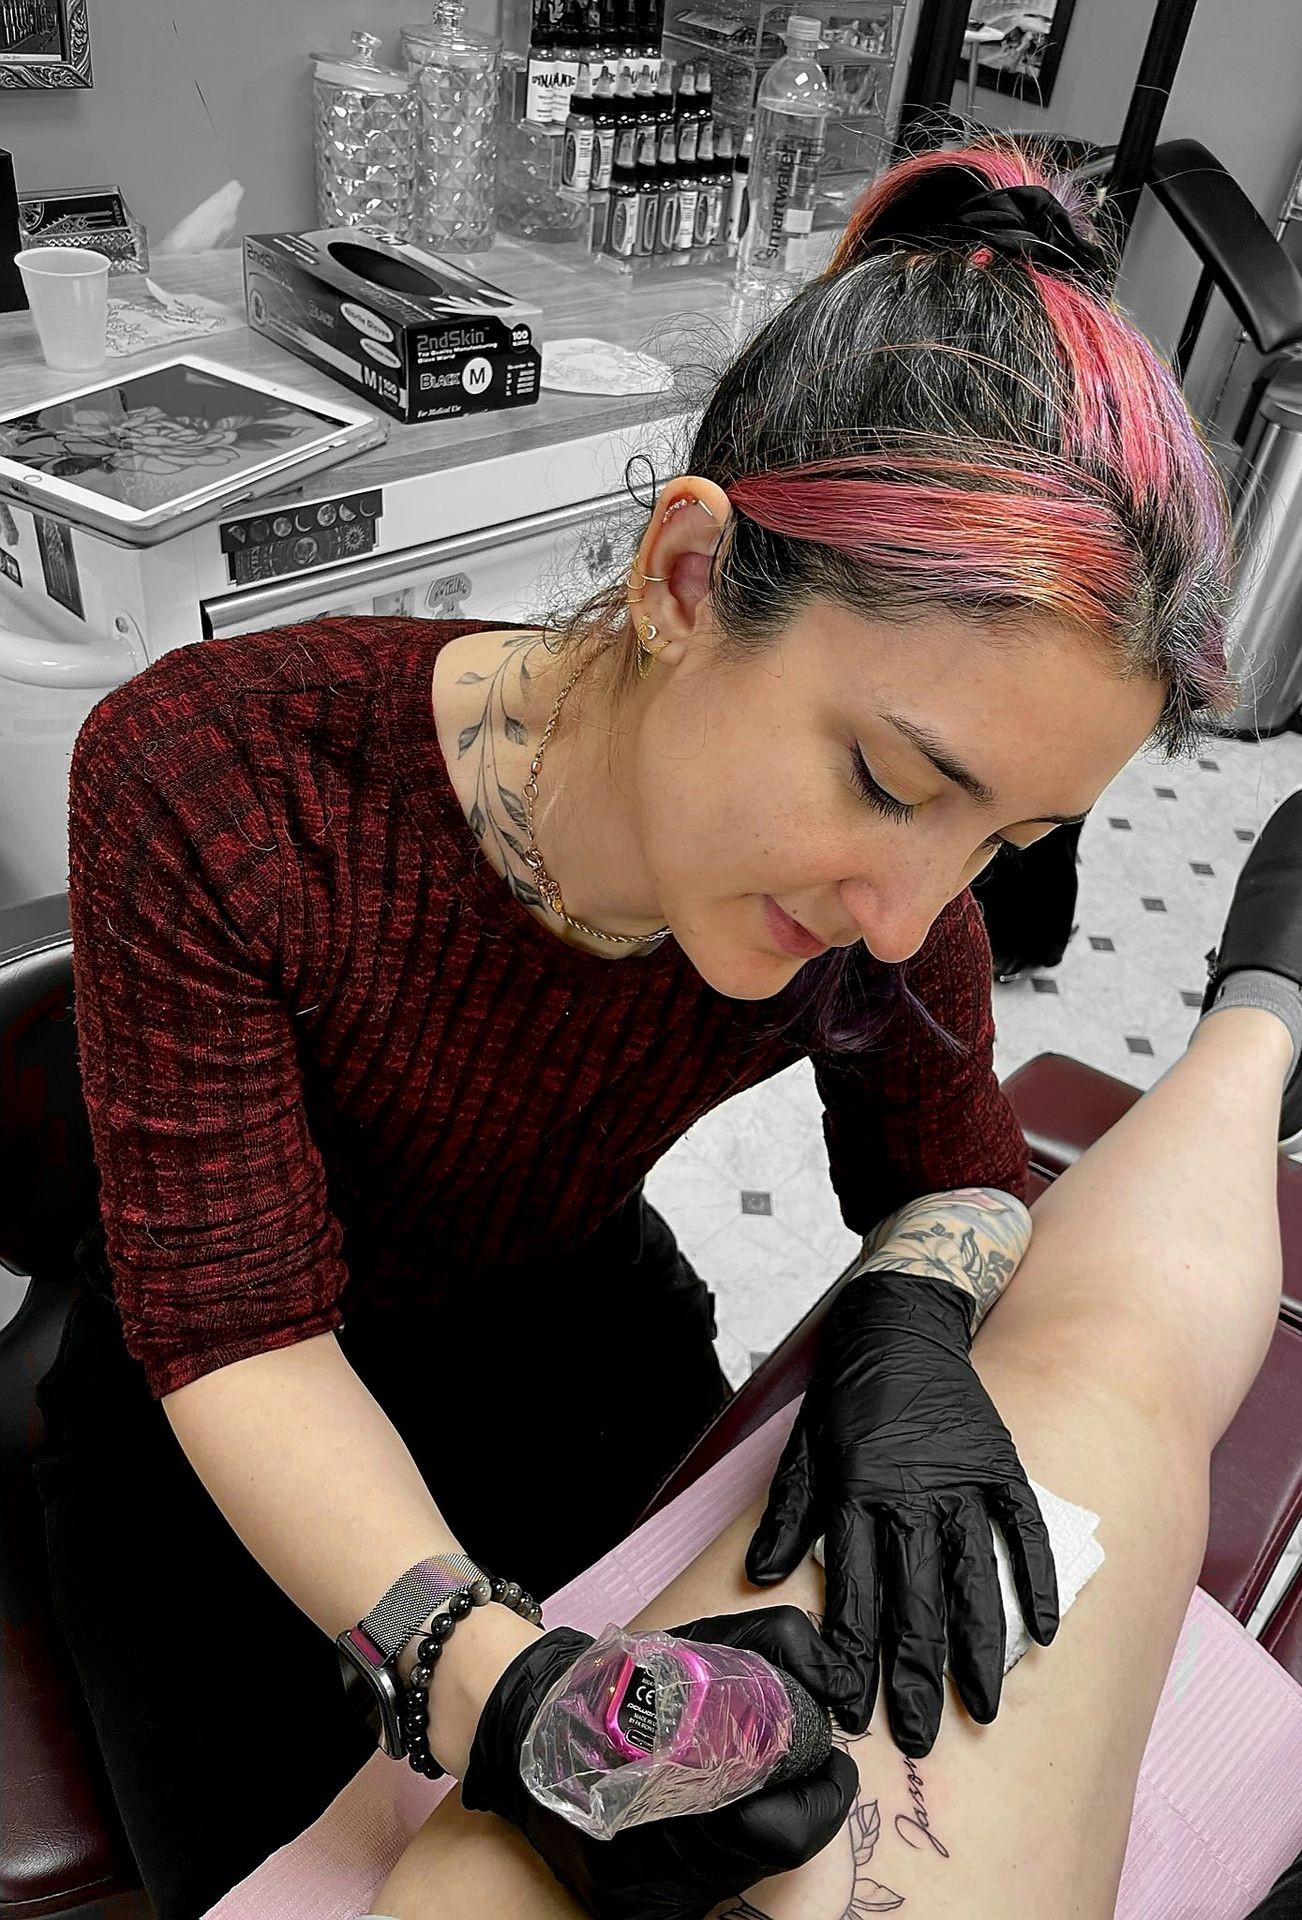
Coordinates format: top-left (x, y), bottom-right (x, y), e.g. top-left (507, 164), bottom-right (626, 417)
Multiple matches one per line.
top-left (66, 616), bottom-right (1031, 1400)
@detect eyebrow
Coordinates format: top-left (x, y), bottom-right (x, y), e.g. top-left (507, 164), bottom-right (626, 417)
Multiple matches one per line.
top-left (881, 712), bottom-right (1091, 828)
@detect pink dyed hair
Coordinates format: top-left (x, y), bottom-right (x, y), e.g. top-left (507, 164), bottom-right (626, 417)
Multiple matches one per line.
top-left (718, 136), bottom-right (1237, 742)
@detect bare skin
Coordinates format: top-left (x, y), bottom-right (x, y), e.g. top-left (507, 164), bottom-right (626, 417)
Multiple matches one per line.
top-left (369, 1007), bottom-right (1289, 1920)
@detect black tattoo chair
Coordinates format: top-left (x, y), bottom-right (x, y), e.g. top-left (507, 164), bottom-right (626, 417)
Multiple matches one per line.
top-left (5, 893), bottom-right (1302, 1919)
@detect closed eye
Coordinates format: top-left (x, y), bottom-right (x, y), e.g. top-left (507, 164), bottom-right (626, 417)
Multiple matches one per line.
top-left (850, 747), bottom-right (1013, 853)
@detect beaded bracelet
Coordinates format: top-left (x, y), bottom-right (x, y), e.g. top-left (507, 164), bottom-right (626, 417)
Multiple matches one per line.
top-left (400, 1571), bottom-right (545, 1777)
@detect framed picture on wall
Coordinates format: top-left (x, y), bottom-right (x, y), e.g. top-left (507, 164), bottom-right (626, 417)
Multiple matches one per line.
top-left (958, 0), bottom-right (1076, 109)
top-left (0, 0), bottom-right (92, 89)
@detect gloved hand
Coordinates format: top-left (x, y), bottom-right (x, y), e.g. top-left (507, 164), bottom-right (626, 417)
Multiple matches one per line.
top-left (745, 1273), bottom-right (1060, 1758)
top-left (461, 1604), bottom-right (860, 1920)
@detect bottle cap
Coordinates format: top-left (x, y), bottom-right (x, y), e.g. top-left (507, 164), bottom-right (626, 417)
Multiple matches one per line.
top-left (784, 12), bottom-right (822, 43)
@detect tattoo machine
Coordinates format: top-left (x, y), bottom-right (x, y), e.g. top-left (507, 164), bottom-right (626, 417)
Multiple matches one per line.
top-left (518, 1621), bottom-right (834, 1840)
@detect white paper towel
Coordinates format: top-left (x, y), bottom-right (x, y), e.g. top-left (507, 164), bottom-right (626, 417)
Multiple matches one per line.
top-left (813, 1475), bottom-right (1105, 1676)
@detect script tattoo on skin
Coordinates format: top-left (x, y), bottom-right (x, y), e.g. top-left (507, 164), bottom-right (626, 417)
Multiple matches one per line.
top-left (851, 1186), bottom-right (1033, 1331)
top-left (453, 631), bottom-right (554, 911)
top-left (711, 1609), bottom-right (952, 1917)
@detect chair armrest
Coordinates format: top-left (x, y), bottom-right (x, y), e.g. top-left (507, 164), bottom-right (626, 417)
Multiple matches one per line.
top-left (1147, 138), bottom-right (1302, 356)
top-left (1260, 1554), bottom-right (1302, 1687)
top-left (0, 893), bottom-right (70, 968)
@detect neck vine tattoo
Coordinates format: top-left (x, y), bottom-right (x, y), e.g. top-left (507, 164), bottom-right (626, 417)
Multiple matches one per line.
top-left (451, 631), bottom-right (552, 913)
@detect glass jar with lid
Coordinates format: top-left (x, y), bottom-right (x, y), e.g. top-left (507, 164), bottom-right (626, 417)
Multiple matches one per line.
top-left (402, 2), bottom-right (503, 252)
top-left (312, 30), bottom-right (417, 241)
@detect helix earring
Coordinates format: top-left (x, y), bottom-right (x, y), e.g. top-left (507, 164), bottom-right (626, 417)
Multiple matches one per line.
top-left (634, 618), bottom-right (662, 679)
top-left (627, 496), bottom-right (719, 601)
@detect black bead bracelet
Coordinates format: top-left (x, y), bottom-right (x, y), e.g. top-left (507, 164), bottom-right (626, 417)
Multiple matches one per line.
top-left (401, 1572), bottom-right (545, 1778)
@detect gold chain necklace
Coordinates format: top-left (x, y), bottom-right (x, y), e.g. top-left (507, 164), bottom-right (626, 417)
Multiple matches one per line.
top-left (520, 635), bottom-right (672, 951)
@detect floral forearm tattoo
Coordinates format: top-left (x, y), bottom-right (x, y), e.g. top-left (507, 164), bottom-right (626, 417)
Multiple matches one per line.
top-left (850, 1186), bottom-right (1033, 1332)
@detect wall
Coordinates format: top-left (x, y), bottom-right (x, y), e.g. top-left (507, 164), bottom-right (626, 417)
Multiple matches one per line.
top-left (959, 0), bottom-right (1302, 434)
top-left (0, 0), bottom-right (497, 243)
top-left (4, 0), bottom-right (1300, 432)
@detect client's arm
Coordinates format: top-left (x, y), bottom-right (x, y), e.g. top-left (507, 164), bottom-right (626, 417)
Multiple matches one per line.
top-left (853, 1185), bottom-right (1033, 1329)
top-left (372, 1192), bottom-right (1032, 1920)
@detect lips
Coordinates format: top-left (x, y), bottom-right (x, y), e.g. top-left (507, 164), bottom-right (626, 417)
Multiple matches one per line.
top-left (763, 896), bottom-right (830, 958)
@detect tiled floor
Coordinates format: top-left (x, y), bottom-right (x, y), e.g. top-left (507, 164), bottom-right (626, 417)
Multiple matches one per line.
top-left (645, 724), bottom-right (1302, 1637)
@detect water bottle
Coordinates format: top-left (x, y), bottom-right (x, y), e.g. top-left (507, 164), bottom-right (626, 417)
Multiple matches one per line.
top-left (404, 0), bottom-right (502, 252)
top-left (518, 1621), bottom-right (834, 1840)
top-left (735, 13), bottom-right (830, 304)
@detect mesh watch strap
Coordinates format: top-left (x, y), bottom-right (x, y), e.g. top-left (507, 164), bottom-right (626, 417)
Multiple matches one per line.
top-left (360, 1553), bottom-right (490, 1663)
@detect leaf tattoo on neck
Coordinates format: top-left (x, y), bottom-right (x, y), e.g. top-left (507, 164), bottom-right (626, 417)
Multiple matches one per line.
top-left (454, 632), bottom-right (547, 910)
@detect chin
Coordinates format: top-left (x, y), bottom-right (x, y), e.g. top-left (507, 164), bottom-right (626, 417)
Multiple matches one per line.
top-left (674, 917), bottom-right (810, 1002)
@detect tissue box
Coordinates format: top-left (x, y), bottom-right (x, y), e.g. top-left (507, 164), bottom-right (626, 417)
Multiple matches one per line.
top-left (243, 230), bottom-right (541, 425)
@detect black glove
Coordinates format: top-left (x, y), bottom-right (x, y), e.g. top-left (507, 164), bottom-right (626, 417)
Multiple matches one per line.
top-left (461, 1605), bottom-right (860, 1920)
top-left (745, 1273), bottom-right (1060, 1757)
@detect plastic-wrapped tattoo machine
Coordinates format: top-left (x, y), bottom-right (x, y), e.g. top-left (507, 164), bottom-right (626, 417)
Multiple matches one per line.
top-left (518, 1621), bottom-right (835, 1840)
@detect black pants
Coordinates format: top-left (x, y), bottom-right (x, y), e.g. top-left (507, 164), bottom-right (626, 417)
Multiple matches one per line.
top-left (31, 1184), bottom-right (734, 1920)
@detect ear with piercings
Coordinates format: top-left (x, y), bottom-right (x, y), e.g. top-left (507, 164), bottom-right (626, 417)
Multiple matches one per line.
top-left (626, 495), bottom-right (718, 668)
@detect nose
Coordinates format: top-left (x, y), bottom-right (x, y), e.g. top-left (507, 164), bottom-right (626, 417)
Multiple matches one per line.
top-left (839, 870), bottom-right (962, 966)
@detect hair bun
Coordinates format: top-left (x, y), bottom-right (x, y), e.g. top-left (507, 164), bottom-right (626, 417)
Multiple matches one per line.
top-left (857, 166), bottom-right (1110, 292)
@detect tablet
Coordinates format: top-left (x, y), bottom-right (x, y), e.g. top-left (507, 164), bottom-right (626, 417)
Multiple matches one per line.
top-left (0, 354), bottom-right (389, 547)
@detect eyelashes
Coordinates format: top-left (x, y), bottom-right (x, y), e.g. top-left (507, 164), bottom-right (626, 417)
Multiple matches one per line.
top-left (849, 747), bottom-right (1012, 856)
top-left (850, 746), bottom-right (916, 824)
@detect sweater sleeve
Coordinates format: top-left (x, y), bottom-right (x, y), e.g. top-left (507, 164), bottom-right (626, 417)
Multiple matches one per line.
top-left (67, 665), bottom-right (348, 1400)
top-left (812, 889), bottom-right (1033, 1238)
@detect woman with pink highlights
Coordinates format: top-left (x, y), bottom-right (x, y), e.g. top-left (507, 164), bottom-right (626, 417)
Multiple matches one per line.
top-left (44, 125), bottom-right (1302, 1920)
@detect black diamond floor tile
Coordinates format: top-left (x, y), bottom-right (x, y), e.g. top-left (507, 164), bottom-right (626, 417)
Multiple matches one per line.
top-left (1191, 862), bottom-right (1214, 876)
top-left (1198, 758), bottom-right (1220, 771)
top-left (1141, 897), bottom-right (1167, 913)
top-left (1154, 786), bottom-right (1177, 799)
top-left (1180, 990), bottom-right (1204, 1008)
top-left (1088, 935), bottom-right (1115, 951)
top-left (1126, 1036), bottom-right (1155, 1056)
top-left (1235, 828), bottom-right (1255, 842)
top-left (1109, 817), bottom-right (1132, 830)
top-left (740, 1191), bottom-right (772, 1215)
top-left (1031, 976), bottom-right (1059, 993)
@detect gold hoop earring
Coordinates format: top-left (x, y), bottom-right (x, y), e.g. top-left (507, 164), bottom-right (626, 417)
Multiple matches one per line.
top-left (628, 497), bottom-right (720, 600)
top-left (627, 561), bottom-right (669, 603)
top-left (635, 618), bottom-right (662, 679)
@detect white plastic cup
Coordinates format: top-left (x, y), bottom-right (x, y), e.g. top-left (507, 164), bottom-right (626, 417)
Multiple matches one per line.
top-left (14, 247), bottom-right (111, 371)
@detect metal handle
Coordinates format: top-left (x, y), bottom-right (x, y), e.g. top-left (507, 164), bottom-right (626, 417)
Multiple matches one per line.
top-left (0, 625), bottom-right (139, 689)
top-left (203, 490), bottom-right (635, 634)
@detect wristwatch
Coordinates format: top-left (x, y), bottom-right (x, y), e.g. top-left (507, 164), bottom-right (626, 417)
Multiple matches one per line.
top-left (335, 1552), bottom-right (492, 1757)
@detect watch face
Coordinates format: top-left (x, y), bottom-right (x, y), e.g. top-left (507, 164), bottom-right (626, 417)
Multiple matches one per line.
top-left (337, 1638), bottom-right (400, 1753)
top-left (340, 1658), bottom-right (384, 1742)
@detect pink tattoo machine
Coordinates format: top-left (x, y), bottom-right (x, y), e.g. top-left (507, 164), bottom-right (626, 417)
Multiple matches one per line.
top-left (518, 1622), bottom-right (834, 1839)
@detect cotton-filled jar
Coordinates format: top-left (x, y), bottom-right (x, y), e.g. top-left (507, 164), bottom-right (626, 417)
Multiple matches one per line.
top-left (312, 30), bottom-right (417, 241)
top-left (403, 2), bottom-right (503, 252)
